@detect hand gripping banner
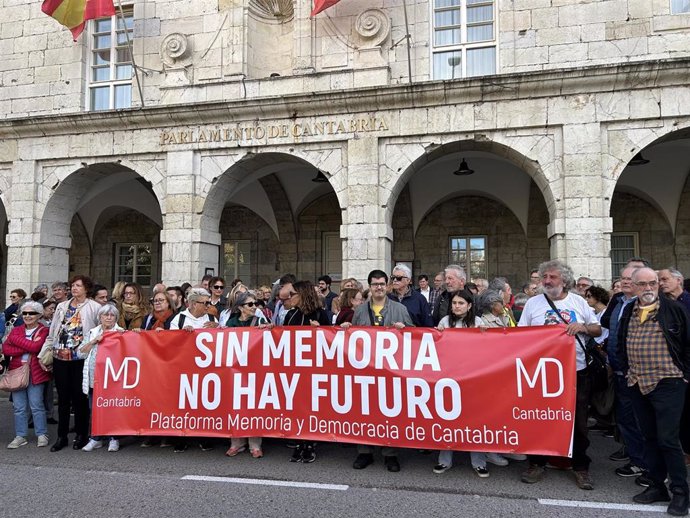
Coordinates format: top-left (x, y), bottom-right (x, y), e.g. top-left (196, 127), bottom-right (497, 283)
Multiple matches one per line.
top-left (92, 325), bottom-right (576, 456)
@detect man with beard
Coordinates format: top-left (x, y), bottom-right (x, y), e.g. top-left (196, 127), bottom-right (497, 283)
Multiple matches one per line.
top-left (518, 259), bottom-right (601, 490)
top-left (618, 267), bottom-right (690, 516)
top-left (317, 275), bottom-right (337, 316)
top-left (432, 265), bottom-right (467, 325)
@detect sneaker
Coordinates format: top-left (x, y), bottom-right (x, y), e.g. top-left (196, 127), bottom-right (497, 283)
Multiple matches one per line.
top-left (609, 446), bottom-right (629, 462)
top-left (7, 436), bottom-right (28, 449)
top-left (473, 466), bottom-right (490, 478)
top-left (615, 462), bottom-right (645, 477)
top-left (521, 464), bottom-right (545, 484)
top-left (37, 435), bottom-right (49, 448)
top-left (503, 453), bottom-right (527, 461)
top-left (199, 441), bottom-right (214, 452)
top-left (574, 470), bottom-right (594, 490)
top-left (290, 443), bottom-right (303, 462)
top-left (173, 443), bottom-right (188, 453)
top-left (301, 444), bottom-right (316, 464)
top-left (636, 472), bottom-right (669, 488)
top-left (81, 439), bottom-right (103, 452)
top-left (486, 453), bottom-right (509, 466)
top-left (160, 438), bottom-right (171, 448)
top-left (140, 438), bottom-right (157, 448)
top-left (433, 463), bottom-right (451, 474)
top-left (602, 428), bottom-right (615, 438)
top-left (225, 445), bottom-right (246, 457)
top-left (668, 492), bottom-right (690, 516)
top-left (107, 439), bottom-right (119, 452)
top-left (633, 485), bottom-right (671, 504)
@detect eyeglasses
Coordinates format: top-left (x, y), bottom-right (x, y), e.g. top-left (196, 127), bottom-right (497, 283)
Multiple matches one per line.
top-left (241, 302), bottom-right (256, 308)
top-left (635, 281), bottom-right (658, 288)
top-left (21, 312), bottom-right (39, 316)
top-left (391, 276), bottom-right (407, 282)
top-left (124, 291), bottom-right (136, 296)
top-left (370, 282), bottom-right (387, 288)
top-left (212, 285), bottom-right (224, 290)
top-left (576, 283), bottom-right (592, 288)
top-left (195, 300), bottom-right (211, 306)
top-left (153, 299), bottom-right (166, 304)
top-left (9, 295), bottom-right (18, 299)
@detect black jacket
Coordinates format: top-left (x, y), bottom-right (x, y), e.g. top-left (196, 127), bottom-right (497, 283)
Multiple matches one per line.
top-left (600, 291), bottom-right (625, 330)
top-left (617, 296), bottom-right (690, 380)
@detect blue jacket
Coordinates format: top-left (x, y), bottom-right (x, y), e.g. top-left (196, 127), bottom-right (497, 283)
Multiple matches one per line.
top-left (388, 289), bottom-right (433, 327)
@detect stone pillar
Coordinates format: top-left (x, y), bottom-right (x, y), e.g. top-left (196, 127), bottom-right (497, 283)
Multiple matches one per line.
top-left (160, 150), bottom-right (220, 286)
top-left (6, 160), bottom-right (70, 291)
top-left (340, 137), bottom-right (393, 283)
top-left (559, 124), bottom-right (613, 284)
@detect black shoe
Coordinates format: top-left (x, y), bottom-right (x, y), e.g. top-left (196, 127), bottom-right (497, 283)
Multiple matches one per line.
top-left (173, 443), bottom-right (187, 453)
top-left (47, 418), bottom-right (58, 425)
top-left (50, 437), bottom-right (68, 452)
top-left (353, 453), bottom-right (374, 469)
top-left (669, 493), bottom-right (690, 516)
top-left (633, 486), bottom-right (671, 504)
top-left (290, 443), bottom-right (303, 463)
top-left (384, 456), bottom-right (400, 472)
top-left (199, 440), bottom-right (214, 452)
top-left (73, 436), bottom-right (87, 450)
top-left (615, 462), bottom-right (645, 477)
top-left (609, 446), bottom-right (629, 462)
top-left (301, 444), bottom-right (316, 464)
top-left (636, 473), bottom-right (653, 487)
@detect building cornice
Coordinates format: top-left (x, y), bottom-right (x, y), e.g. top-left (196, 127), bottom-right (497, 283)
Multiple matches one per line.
top-left (2, 58), bottom-right (690, 139)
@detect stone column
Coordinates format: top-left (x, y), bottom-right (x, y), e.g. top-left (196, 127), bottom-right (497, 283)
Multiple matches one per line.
top-left (6, 159), bottom-right (70, 290)
top-left (559, 123), bottom-right (613, 284)
top-left (340, 137), bottom-right (393, 282)
top-left (159, 150), bottom-right (220, 286)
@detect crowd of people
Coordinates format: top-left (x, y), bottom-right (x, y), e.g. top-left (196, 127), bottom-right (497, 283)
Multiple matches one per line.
top-left (1, 259), bottom-right (689, 516)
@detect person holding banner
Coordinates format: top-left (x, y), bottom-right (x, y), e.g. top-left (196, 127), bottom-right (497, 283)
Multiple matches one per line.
top-left (224, 291), bottom-right (268, 458)
top-left (79, 304), bottom-right (124, 452)
top-left (169, 288), bottom-right (219, 453)
top-left (348, 269), bottom-right (414, 472)
top-left (435, 289), bottom-right (506, 476)
top-left (518, 260), bottom-right (601, 490)
top-left (282, 280), bottom-right (330, 463)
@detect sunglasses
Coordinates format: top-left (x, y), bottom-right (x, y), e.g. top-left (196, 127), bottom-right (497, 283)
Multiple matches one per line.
top-left (241, 302), bottom-right (256, 308)
top-left (22, 312), bottom-right (39, 316)
top-left (391, 276), bottom-right (407, 282)
top-left (196, 300), bottom-right (211, 306)
top-left (212, 285), bottom-right (224, 290)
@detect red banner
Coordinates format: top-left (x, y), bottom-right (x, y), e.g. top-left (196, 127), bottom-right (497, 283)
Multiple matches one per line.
top-left (92, 326), bottom-right (576, 455)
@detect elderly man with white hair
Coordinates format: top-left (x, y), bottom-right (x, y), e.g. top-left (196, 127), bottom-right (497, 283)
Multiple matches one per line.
top-left (388, 264), bottom-right (433, 327)
top-left (432, 264), bottom-right (467, 325)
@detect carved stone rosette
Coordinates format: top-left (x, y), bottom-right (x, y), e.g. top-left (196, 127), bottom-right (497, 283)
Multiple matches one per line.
top-left (160, 33), bottom-right (190, 68)
top-left (355, 8), bottom-right (390, 49)
top-left (248, 0), bottom-right (294, 21)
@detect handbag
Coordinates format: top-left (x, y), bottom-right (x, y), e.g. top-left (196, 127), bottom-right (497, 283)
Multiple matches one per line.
top-left (0, 361), bottom-right (30, 392)
top-left (543, 294), bottom-right (609, 393)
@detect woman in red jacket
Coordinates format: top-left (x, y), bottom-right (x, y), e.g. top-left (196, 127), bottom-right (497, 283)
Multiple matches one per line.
top-left (2, 300), bottom-right (51, 448)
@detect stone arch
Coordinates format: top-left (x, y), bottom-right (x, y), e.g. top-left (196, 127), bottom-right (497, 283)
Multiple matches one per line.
top-left (381, 136), bottom-right (558, 228)
top-left (36, 162), bottom-right (163, 282)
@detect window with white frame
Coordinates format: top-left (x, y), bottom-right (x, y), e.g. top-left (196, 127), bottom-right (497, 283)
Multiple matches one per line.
top-left (432, 0), bottom-right (496, 80)
top-left (449, 236), bottom-right (487, 279)
top-left (610, 233), bottom-right (639, 277)
top-left (671, 0), bottom-right (690, 14)
top-left (88, 6), bottom-right (133, 111)
top-left (222, 241), bottom-right (252, 282)
top-left (115, 243), bottom-right (152, 287)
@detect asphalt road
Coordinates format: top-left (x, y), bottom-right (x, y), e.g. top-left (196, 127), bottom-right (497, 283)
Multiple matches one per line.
top-left (0, 398), bottom-right (669, 517)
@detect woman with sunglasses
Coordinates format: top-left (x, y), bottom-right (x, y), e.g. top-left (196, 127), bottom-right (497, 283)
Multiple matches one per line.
top-left (206, 276), bottom-right (227, 319)
top-left (224, 291), bottom-right (267, 458)
top-left (3, 301), bottom-right (51, 449)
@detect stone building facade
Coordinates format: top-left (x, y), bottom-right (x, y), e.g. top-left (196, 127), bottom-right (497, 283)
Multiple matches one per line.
top-left (2, 0), bottom-right (690, 295)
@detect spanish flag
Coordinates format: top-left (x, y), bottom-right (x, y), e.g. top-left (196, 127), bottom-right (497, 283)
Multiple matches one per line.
top-left (42, 0), bottom-right (116, 40)
top-left (311, 0), bottom-right (342, 16)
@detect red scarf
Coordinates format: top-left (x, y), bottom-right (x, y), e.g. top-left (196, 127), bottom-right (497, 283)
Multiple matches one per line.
top-left (151, 309), bottom-right (173, 330)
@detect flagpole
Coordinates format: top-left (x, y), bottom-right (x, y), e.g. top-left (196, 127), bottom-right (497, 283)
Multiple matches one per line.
top-left (402, 0), bottom-right (413, 83)
top-left (115, 0), bottom-right (145, 107)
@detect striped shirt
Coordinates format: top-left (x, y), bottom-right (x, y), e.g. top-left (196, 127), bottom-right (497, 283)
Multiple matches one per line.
top-left (627, 302), bottom-right (683, 394)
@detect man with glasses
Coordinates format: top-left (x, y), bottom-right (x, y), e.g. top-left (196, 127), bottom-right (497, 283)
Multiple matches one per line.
top-left (272, 274), bottom-right (297, 325)
top-left (389, 264), bottom-right (432, 327)
top-left (618, 267), bottom-right (690, 516)
top-left (575, 276), bottom-right (594, 297)
top-left (348, 269), bottom-right (413, 472)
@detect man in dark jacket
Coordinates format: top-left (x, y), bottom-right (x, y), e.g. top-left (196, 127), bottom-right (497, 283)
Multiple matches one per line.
top-left (389, 264), bottom-right (433, 327)
top-left (617, 267), bottom-right (690, 516)
top-left (432, 265), bottom-right (466, 325)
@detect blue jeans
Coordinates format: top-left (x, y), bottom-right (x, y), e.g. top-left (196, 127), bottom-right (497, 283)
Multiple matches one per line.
top-left (630, 377), bottom-right (689, 495)
top-left (13, 375), bottom-right (47, 437)
top-left (613, 374), bottom-right (646, 468)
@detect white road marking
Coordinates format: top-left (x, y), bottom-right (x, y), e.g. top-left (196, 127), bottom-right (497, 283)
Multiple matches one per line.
top-left (182, 475), bottom-right (349, 491)
top-left (539, 498), bottom-right (667, 512)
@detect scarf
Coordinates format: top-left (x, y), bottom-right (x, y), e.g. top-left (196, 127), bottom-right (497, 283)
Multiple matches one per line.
top-left (151, 309), bottom-right (173, 330)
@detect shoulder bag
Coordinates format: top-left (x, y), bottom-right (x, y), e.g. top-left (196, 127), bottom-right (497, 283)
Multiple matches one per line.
top-left (0, 359), bottom-right (30, 392)
top-left (544, 294), bottom-right (609, 392)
